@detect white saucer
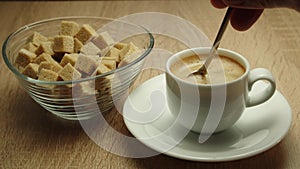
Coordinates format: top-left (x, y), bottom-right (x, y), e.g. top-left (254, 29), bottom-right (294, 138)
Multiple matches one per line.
top-left (123, 74), bottom-right (292, 162)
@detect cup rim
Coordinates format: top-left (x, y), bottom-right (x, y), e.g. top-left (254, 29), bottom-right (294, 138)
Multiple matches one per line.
top-left (166, 47), bottom-right (250, 87)
top-left (2, 16), bottom-right (155, 85)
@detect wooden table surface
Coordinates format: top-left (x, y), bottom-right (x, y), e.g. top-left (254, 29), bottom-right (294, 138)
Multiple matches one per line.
top-left (1, 1), bottom-right (300, 168)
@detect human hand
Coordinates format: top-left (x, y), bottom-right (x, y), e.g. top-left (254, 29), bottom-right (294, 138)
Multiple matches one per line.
top-left (211, 0), bottom-right (300, 31)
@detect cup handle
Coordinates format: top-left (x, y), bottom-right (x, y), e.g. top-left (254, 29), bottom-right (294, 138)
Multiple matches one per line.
top-left (246, 68), bottom-right (276, 107)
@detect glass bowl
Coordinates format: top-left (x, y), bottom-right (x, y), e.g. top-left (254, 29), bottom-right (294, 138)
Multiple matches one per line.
top-left (2, 16), bottom-right (154, 120)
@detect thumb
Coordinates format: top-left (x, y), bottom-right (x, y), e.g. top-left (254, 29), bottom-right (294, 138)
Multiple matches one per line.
top-left (223, 0), bottom-right (298, 10)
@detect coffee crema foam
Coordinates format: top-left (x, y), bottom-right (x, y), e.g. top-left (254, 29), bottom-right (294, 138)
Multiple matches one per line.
top-left (170, 54), bottom-right (245, 84)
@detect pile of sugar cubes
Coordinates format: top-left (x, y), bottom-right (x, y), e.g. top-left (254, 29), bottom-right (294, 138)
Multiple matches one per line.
top-left (15, 21), bottom-right (141, 84)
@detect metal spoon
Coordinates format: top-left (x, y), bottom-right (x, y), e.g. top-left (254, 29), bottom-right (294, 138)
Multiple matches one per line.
top-left (190, 7), bottom-right (233, 76)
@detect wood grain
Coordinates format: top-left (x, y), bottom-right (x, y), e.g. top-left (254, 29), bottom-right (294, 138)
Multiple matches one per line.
top-left (0, 1), bottom-right (300, 168)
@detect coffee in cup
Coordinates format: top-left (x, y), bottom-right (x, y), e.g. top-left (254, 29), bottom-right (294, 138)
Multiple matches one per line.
top-left (170, 54), bottom-right (245, 84)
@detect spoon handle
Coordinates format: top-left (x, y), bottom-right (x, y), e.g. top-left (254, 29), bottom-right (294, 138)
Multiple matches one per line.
top-left (202, 7), bottom-right (233, 69)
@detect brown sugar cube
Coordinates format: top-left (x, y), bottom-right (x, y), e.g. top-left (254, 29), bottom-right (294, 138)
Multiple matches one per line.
top-left (60, 21), bottom-right (80, 36)
top-left (15, 48), bottom-right (37, 67)
top-left (24, 42), bottom-right (38, 53)
top-left (33, 53), bottom-right (54, 64)
top-left (118, 50), bottom-right (142, 67)
top-left (27, 32), bottom-right (48, 45)
top-left (105, 47), bottom-right (120, 62)
top-left (22, 63), bottom-right (39, 79)
top-left (38, 69), bottom-right (59, 82)
top-left (92, 31), bottom-right (114, 50)
top-left (35, 42), bottom-right (54, 55)
top-left (75, 54), bottom-right (99, 75)
top-left (38, 61), bottom-right (63, 73)
top-left (114, 42), bottom-right (127, 50)
top-left (58, 63), bottom-right (81, 81)
top-left (94, 63), bottom-right (112, 91)
top-left (60, 53), bottom-right (79, 67)
top-left (118, 43), bottom-right (129, 60)
top-left (100, 59), bottom-right (116, 70)
top-left (53, 35), bottom-right (74, 53)
top-left (118, 45), bottom-right (142, 67)
top-left (74, 24), bottom-right (96, 44)
top-left (80, 41), bottom-right (101, 55)
top-left (119, 42), bottom-right (140, 61)
top-left (95, 62), bottom-right (111, 74)
top-left (74, 38), bottom-right (83, 53)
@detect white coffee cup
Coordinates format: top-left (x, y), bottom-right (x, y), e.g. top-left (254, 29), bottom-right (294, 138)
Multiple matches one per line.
top-left (165, 47), bottom-right (276, 134)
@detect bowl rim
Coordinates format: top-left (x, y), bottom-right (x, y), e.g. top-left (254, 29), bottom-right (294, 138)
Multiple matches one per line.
top-left (2, 16), bottom-right (154, 85)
